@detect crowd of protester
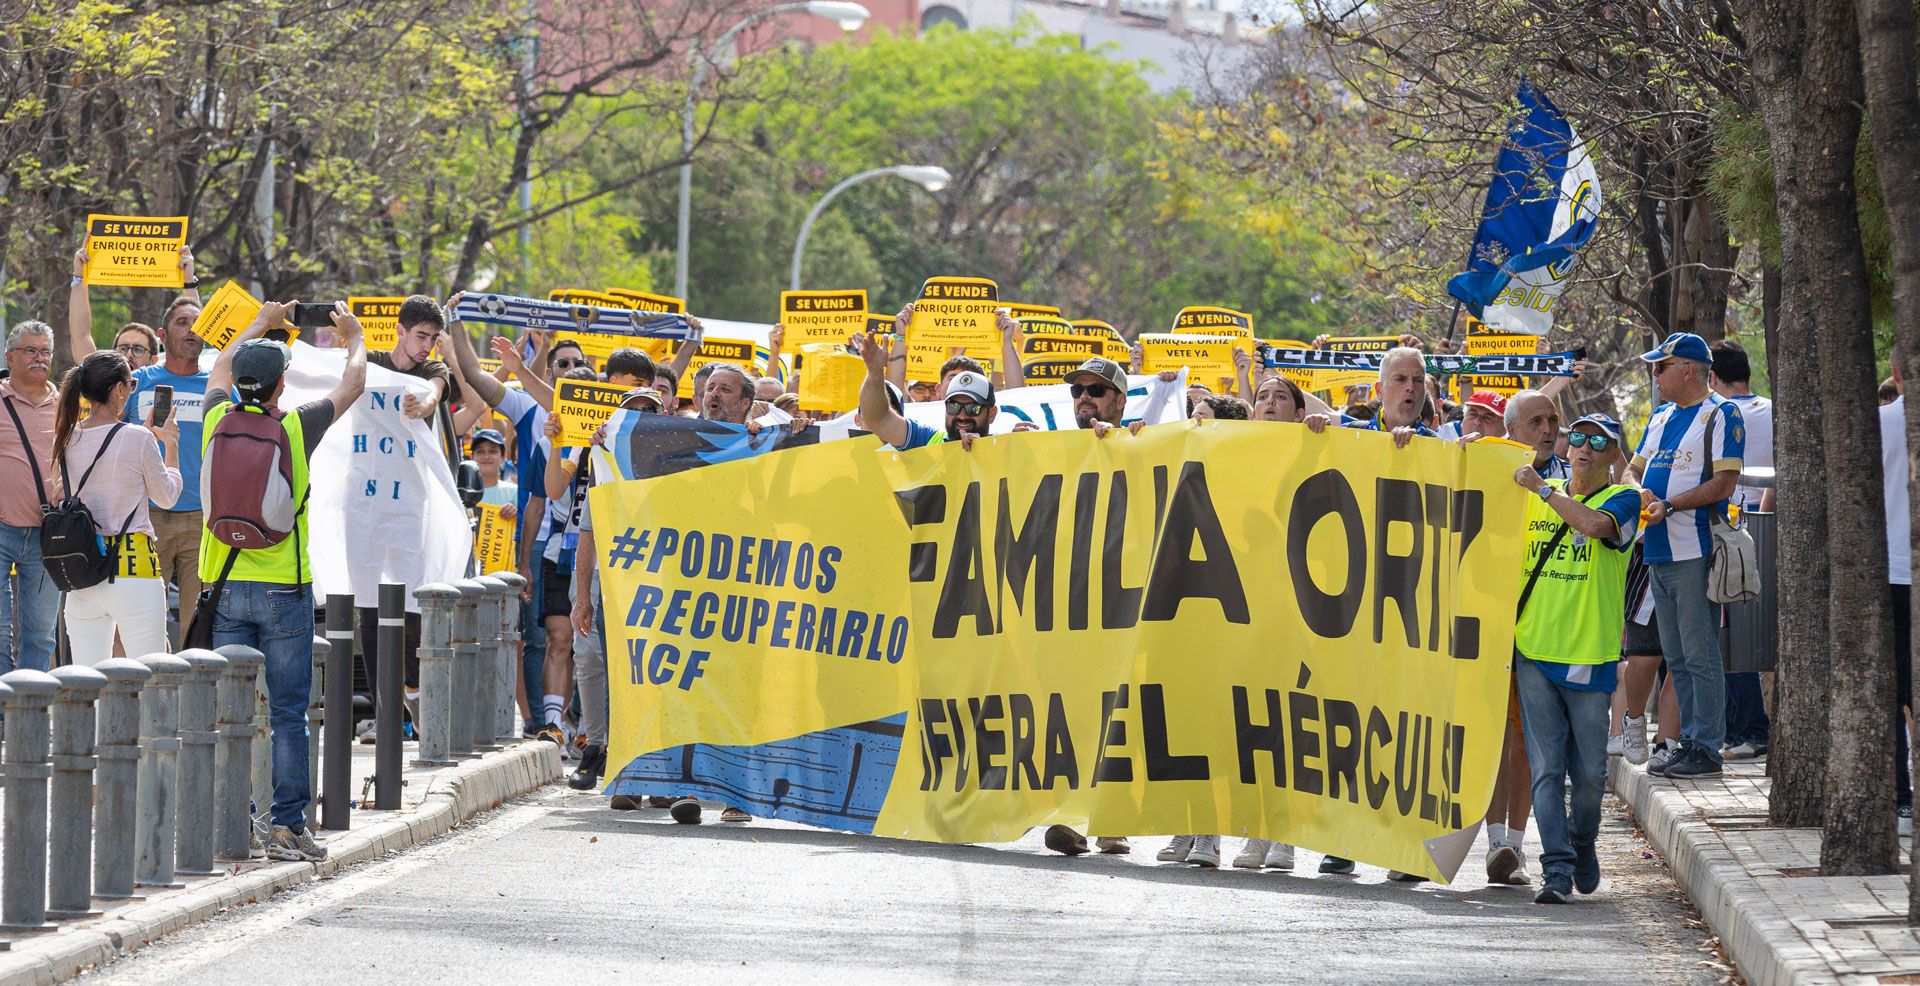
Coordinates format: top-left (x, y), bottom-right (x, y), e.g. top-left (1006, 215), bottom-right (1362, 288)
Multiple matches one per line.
top-left (0, 248), bottom-right (1825, 900)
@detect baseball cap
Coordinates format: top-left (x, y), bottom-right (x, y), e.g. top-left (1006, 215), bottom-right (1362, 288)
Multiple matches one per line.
top-left (1570, 412), bottom-right (1626, 447)
top-left (1463, 390), bottom-right (1507, 415)
top-left (1064, 357), bottom-right (1127, 392)
top-left (1640, 332), bottom-right (1711, 364)
top-left (471, 428), bottom-right (506, 451)
top-left (232, 339), bottom-right (292, 398)
top-left (946, 370), bottom-right (994, 407)
top-left (620, 388), bottom-right (665, 411)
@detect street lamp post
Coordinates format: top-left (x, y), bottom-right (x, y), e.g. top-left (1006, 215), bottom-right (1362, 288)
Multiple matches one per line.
top-left (676, 1), bottom-right (870, 301)
top-left (789, 166), bottom-right (951, 290)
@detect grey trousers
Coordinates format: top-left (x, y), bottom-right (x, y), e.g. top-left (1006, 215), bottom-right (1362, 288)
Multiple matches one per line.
top-left (570, 570), bottom-right (609, 747)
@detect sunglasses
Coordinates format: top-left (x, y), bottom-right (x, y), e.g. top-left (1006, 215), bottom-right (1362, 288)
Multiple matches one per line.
top-left (1567, 431), bottom-right (1615, 452)
top-left (553, 357), bottom-right (590, 370)
top-left (116, 344), bottom-right (152, 357)
top-left (944, 398), bottom-right (987, 416)
top-left (1069, 383), bottom-right (1114, 399)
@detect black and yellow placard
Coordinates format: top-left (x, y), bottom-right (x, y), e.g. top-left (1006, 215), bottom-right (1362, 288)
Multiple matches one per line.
top-left (550, 288), bottom-right (632, 309)
top-left (349, 296), bottom-right (407, 354)
top-left (474, 502), bottom-right (516, 574)
top-left (594, 419), bottom-right (1530, 881)
top-left (1464, 318), bottom-right (1537, 396)
top-left (555, 329), bottom-right (670, 366)
top-left (1004, 302), bottom-right (1061, 320)
top-left (606, 288), bottom-right (686, 313)
top-left (189, 281), bottom-right (262, 349)
top-left (1171, 306), bottom-right (1253, 341)
top-left (554, 378), bottom-right (630, 447)
top-left (796, 343), bottom-right (864, 413)
top-left (1319, 336), bottom-right (1399, 391)
top-left (1070, 318), bottom-right (1134, 362)
top-left (82, 214), bottom-right (188, 288)
top-left (908, 276), bottom-right (1000, 352)
top-left (672, 337), bottom-right (757, 400)
top-left (905, 339), bottom-right (996, 383)
top-left (1020, 327), bottom-right (1105, 384)
top-left (1139, 332), bottom-right (1236, 386)
top-left (781, 290), bottom-right (869, 349)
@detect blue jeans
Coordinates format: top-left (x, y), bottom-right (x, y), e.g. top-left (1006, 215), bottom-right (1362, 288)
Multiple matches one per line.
top-left (1650, 557), bottom-right (1726, 761)
top-left (1723, 672), bottom-right (1770, 747)
top-left (1515, 657), bottom-right (1611, 884)
top-left (0, 522), bottom-right (59, 673)
top-left (213, 580), bottom-right (316, 831)
top-left (521, 546), bottom-right (548, 727)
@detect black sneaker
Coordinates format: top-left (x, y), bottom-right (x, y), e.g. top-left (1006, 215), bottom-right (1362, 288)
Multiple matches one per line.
top-left (670, 798), bottom-right (703, 824)
top-left (1573, 840), bottom-right (1600, 894)
top-left (1534, 876), bottom-right (1572, 904)
top-left (568, 745), bottom-right (605, 790)
top-left (1318, 855), bottom-right (1355, 874)
top-left (1665, 744), bottom-right (1724, 778)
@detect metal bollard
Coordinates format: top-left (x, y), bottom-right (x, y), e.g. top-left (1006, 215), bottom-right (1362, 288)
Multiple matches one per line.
top-left (135, 654), bottom-right (191, 889)
top-left (322, 595), bottom-right (355, 831)
top-left (1, 670), bottom-right (61, 932)
top-left (174, 649), bottom-right (227, 876)
top-left (448, 579), bottom-right (485, 758)
top-left (213, 645), bottom-right (265, 862)
top-left (308, 636), bottom-right (328, 807)
top-left (412, 584), bottom-right (459, 767)
top-left (47, 665), bottom-right (108, 918)
top-left (92, 659), bottom-right (151, 900)
top-left (494, 571), bottom-right (526, 743)
top-left (374, 582), bottom-right (405, 810)
top-left (469, 576), bottom-right (505, 754)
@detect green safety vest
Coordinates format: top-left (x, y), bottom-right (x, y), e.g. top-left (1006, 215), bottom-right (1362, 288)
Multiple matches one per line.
top-left (1514, 479), bottom-right (1636, 665)
top-left (198, 400), bottom-right (311, 585)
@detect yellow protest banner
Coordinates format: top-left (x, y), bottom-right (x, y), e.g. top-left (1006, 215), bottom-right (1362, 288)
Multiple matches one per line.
top-left (349, 296), bottom-right (406, 354)
top-left (1171, 306), bottom-right (1254, 346)
top-left (189, 281), bottom-right (263, 349)
top-left (1021, 333), bottom-right (1104, 362)
top-left (674, 337), bottom-right (757, 399)
top-left (82, 214), bottom-right (188, 288)
top-left (1004, 302), bottom-right (1061, 320)
top-left (1139, 332), bottom-right (1237, 387)
top-left (796, 343), bottom-right (865, 413)
top-left (1464, 318), bottom-right (1539, 397)
top-left (605, 288), bottom-right (686, 313)
top-left (595, 422), bottom-right (1529, 881)
top-left (474, 502), bottom-right (516, 574)
top-left (1069, 319), bottom-right (1134, 362)
top-left (553, 378), bottom-right (629, 447)
top-left (781, 290), bottom-right (869, 349)
top-left (1319, 336), bottom-right (1399, 391)
top-left (909, 275), bottom-right (1000, 352)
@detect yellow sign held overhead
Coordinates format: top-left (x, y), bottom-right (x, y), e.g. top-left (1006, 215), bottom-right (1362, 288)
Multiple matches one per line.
top-left (1004, 302), bottom-right (1061, 320)
top-left (1139, 332), bottom-right (1236, 386)
top-left (349, 297), bottom-right (407, 354)
top-left (796, 343), bottom-right (865, 413)
top-left (909, 276), bottom-right (1000, 353)
top-left (605, 288), bottom-right (686, 313)
top-left (553, 378), bottom-right (630, 447)
top-left (674, 337), bottom-right (757, 400)
top-left (189, 281), bottom-right (262, 349)
top-left (781, 290), bottom-right (869, 349)
top-left (82, 214), bottom-right (188, 288)
top-left (474, 502), bottom-right (516, 574)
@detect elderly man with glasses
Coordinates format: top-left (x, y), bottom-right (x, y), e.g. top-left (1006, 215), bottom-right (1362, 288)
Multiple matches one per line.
top-left (0, 322), bottom-right (65, 671)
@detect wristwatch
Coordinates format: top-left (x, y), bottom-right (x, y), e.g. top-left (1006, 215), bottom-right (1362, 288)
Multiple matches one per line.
top-left (1660, 499), bottom-right (1674, 514)
top-left (182, 277), bottom-right (201, 288)
top-left (1536, 486), bottom-right (1555, 502)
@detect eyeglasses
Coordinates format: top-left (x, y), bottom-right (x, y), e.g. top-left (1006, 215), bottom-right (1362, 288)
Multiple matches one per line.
top-left (553, 357), bottom-right (590, 370)
top-left (116, 344), bottom-right (152, 357)
top-left (944, 398), bottom-right (987, 416)
top-left (1069, 383), bottom-right (1113, 399)
top-left (10, 347), bottom-right (52, 359)
top-left (1567, 431), bottom-right (1615, 452)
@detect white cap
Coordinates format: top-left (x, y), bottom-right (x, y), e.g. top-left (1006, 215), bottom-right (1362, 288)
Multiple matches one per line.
top-left (947, 370), bottom-right (994, 406)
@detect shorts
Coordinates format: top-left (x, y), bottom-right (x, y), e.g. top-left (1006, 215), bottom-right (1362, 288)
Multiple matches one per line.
top-left (541, 563), bottom-right (574, 620)
top-left (1623, 613), bottom-right (1662, 656)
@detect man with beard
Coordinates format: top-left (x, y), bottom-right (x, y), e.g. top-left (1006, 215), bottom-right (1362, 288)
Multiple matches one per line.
top-left (855, 330), bottom-right (996, 448)
top-left (1064, 357), bottom-right (1131, 436)
top-left (123, 293), bottom-right (210, 645)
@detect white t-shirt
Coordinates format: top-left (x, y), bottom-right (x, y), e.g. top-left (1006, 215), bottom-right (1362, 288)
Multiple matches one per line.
top-left (1728, 393), bottom-right (1773, 510)
top-left (1884, 396), bottom-right (1911, 585)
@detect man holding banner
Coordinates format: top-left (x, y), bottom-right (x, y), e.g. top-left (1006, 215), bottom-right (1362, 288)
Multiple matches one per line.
top-left (1302, 347), bottom-right (1436, 444)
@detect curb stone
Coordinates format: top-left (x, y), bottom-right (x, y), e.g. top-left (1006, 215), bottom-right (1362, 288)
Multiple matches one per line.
top-left (0, 742), bottom-right (561, 986)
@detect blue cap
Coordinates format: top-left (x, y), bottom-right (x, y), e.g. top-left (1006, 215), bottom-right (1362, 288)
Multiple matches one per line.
top-left (1570, 412), bottom-right (1625, 447)
top-left (1640, 332), bottom-right (1711, 364)
top-left (471, 428), bottom-right (506, 451)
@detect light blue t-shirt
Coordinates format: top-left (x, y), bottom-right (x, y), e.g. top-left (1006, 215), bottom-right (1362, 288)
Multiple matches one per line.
top-left (1634, 394), bottom-right (1745, 564)
top-left (496, 388), bottom-right (548, 535)
top-left (125, 364), bottom-right (210, 512)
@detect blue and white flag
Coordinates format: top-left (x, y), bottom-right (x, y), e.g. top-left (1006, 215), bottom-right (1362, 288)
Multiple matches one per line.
top-left (1447, 82), bottom-right (1602, 335)
top-left (451, 292), bottom-right (694, 341)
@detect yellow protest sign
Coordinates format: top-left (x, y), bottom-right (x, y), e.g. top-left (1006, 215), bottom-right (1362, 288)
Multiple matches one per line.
top-left (1171, 306), bottom-right (1254, 345)
top-left (605, 288), bottom-right (686, 313)
top-left (1019, 324), bottom-right (1105, 383)
top-left (595, 422), bottom-right (1529, 881)
top-left (1139, 332), bottom-right (1237, 387)
top-left (796, 343), bottom-right (865, 413)
top-left (909, 276), bottom-right (1000, 352)
top-left (1464, 318), bottom-right (1538, 396)
top-left (555, 330), bottom-right (669, 367)
top-left (553, 378), bottom-right (629, 447)
top-left (189, 281), bottom-right (263, 349)
top-left (1069, 319), bottom-right (1134, 362)
top-left (781, 290), bottom-right (869, 349)
top-left (674, 337), bottom-right (757, 400)
top-left (1022, 333), bottom-right (1103, 362)
top-left (1318, 336), bottom-right (1399, 391)
top-left (349, 296), bottom-right (406, 354)
top-left (549, 288), bottom-right (632, 309)
top-left (1004, 302), bottom-right (1061, 320)
top-left (477, 356), bottom-right (506, 377)
top-left (905, 340), bottom-right (995, 384)
top-left (82, 214), bottom-right (188, 288)
top-left (474, 502), bottom-right (516, 574)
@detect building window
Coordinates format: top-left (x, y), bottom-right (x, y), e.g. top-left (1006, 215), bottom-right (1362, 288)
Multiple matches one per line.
top-left (921, 5), bottom-right (969, 31)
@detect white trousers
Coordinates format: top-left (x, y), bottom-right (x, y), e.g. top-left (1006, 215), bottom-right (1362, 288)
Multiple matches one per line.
top-left (64, 576), bottom-right (170, 666)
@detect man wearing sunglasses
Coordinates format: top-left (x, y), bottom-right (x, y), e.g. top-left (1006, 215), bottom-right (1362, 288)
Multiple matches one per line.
top-left (1064, 357), bottom-right (1130, 435)
top-left (856, 331), bottom-right (997, 450)
top-left (1511, 413), bottom-right (1642, 903)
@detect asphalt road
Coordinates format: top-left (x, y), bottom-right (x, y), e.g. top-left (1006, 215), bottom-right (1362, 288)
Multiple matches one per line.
top-left (76, 787), bottom-right (1726, 986)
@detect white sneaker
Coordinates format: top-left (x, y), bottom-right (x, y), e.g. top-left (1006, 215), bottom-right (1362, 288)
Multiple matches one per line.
top-left (1623, 716), bottom-right (1650, 766)
top-left (1506, 845), bottom-right (1534, 885)
top-left (1188, 835), bottom-right (1221, 867)
top-left (1157, 835), bottom-right (1194, 863)
top-left (1264, 842), bottom-right (1296, 870)
top-left (1648, 740), bottom-right (1677, 773)
top-left (1486, 843), bottom-right (1519, 884)
top-left (1606, 732), bottom-right (1624, 757)
top-left (1234, 838), bottom-right (1273, 869)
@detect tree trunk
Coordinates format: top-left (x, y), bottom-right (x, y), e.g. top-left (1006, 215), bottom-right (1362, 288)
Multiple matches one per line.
top-left (1739, 0), bottom-right (1832, 831)
top-left (1856, 0), bottom-right (1920, 914)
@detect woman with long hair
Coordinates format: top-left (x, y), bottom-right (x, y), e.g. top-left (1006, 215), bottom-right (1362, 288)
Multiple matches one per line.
top-left (50, 350), bottom-right (181, 664)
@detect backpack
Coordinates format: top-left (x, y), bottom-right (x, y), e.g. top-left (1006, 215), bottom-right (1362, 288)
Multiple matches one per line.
top-left (38, 422), bottom-right (138, 592)
top-left (200, 402), bottom-right (301, 549)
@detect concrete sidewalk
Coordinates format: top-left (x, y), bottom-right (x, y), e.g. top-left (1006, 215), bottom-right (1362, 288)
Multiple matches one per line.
top-left (1612, 756), bottom-right (1920, 986)
top-left (0, 738), bottom-right (562, 986)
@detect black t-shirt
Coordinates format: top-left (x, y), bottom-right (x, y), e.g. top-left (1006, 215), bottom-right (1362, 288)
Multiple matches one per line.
top-left (204, 390), bottom-right (337, 459)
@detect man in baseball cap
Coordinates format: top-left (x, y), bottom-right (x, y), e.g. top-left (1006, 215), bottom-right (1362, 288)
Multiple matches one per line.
top-left (1064, 357), bottom-right (1128, 432)
top-left (855, 332), bottom-right (999, 451)
top-left (1443, 390), bottom-right (1509, 442)
top-left (231, 338), bottom-right (293, 405)
top-left (1641, 331), bottom-right (1713, 365)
